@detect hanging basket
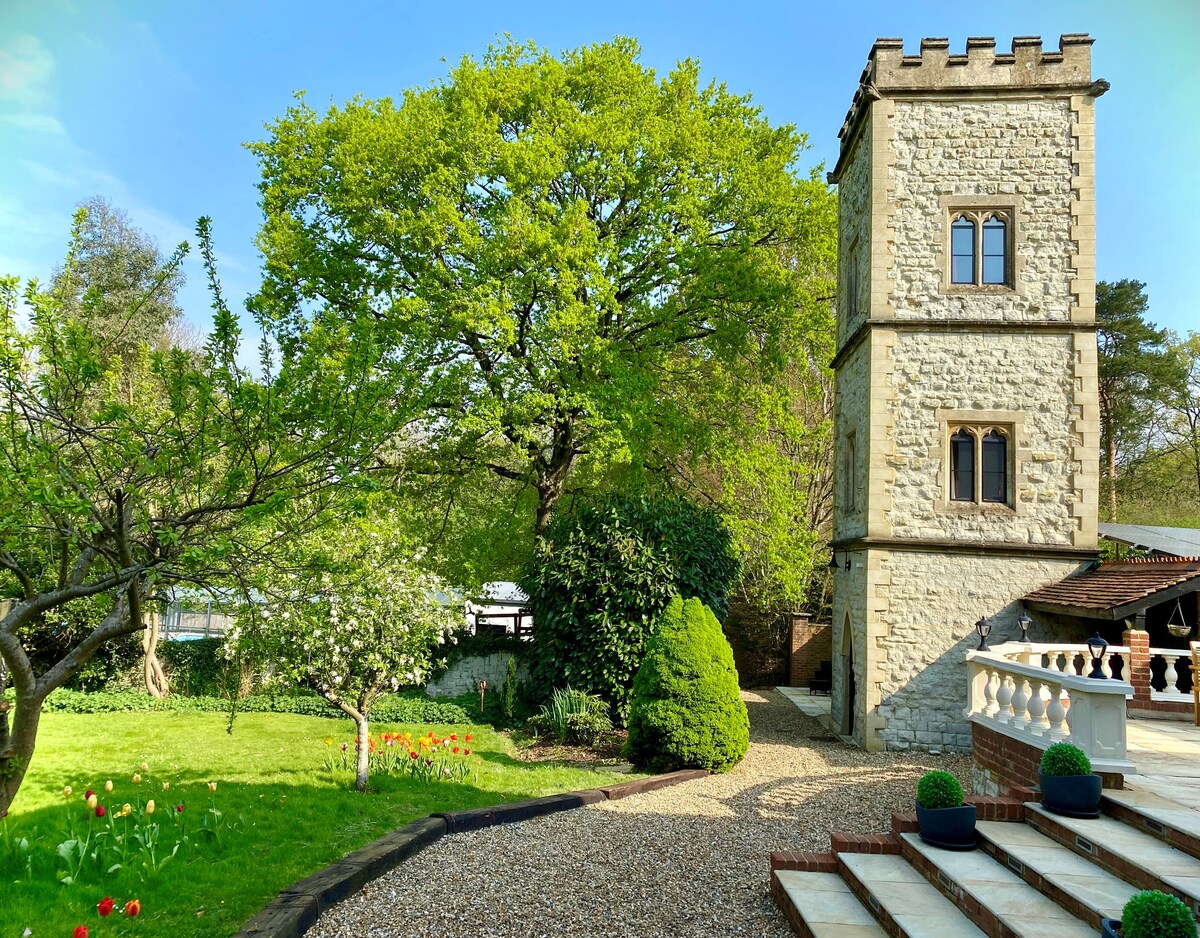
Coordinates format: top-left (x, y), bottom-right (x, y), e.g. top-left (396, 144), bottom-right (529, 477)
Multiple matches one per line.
top-left (1166, 598), bottom-right (1192, 639)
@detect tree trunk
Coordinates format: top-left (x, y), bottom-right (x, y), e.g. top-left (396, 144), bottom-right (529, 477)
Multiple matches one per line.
top-left (355, 714), bottom-right (370, 793)
top-left (141, 607), bottom-right (169, 698)
top-left (1105, 432), bottom-right (1118, 523)
top-left (0, 690), bottom-right (43, 818)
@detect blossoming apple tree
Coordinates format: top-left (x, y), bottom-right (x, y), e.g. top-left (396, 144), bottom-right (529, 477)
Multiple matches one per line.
top-left (0, 212), bottom-right (415, 816)
top-left (225, 510), bottom-right (464, 792)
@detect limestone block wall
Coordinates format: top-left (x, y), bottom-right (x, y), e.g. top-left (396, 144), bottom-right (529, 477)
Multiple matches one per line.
top-left (833, 339), bottom-right (870, 542)
top-left (425, 652), bottom-right (528, 699)
top-left (837, 119), bottom-right (873, 346)
top-left (888, 98), bottom-right (1074, 321)
top-left (886, 330), bottom-right (1080, 544)
top-left (871, 550), bottom-right (1084, 752)
top-left (830, 557), bottom-right (868, 745)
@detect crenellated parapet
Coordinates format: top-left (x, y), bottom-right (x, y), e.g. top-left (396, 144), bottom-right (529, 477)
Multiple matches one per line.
top-left (833, 35), bottom-right (1106, 167)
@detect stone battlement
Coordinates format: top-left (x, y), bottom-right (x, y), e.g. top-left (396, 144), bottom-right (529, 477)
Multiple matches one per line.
top-left (838, 35), bottom-right (1101, 149)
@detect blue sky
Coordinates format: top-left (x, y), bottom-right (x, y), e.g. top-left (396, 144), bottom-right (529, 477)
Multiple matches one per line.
top-left (1, 0), bottom-right (1197, 336)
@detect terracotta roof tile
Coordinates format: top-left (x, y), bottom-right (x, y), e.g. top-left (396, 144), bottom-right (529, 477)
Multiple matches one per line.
top-left (1024, 557), bottom-right (1200, 611)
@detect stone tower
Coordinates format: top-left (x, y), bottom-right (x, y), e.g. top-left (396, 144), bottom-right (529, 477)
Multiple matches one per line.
top-left (828, 36), bottom-right (1105, 752)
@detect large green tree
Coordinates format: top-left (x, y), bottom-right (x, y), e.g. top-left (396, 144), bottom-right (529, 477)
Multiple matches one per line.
top-left (1096, 280), bottom-right (1185, 521)
top-left (0, 214), bottom-right (407, 816)
top-left (250, 37), bottom-right (836, 531)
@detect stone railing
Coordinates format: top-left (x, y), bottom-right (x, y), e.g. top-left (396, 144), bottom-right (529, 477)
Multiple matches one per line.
top-left (966, 641), bottom-right (1135, 775)
top-left (1149, 647), bottom-right (1194, 702)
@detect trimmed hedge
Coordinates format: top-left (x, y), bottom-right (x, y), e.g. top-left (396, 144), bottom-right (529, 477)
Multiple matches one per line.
top-left (1120, 890), bottom-right (1197, 938)
top-left (624, 596), bottom-right (749, 773)
top-left (16, 689), bottom-right (477, 724)
top-left (917, 770), bottom-right (964, 809)
top-left (1040, 742), bottom-right (1092, 777)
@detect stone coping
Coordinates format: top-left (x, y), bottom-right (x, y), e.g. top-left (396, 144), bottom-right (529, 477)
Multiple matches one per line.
top-left (234, 768), bottom-right (709, 937)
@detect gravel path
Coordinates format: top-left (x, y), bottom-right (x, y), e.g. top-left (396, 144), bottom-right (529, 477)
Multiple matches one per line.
top-left (309, 689), bottom-right (971, 938)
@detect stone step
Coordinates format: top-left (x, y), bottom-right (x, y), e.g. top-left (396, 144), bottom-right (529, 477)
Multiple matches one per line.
top-left (770, 869), bottom-right (887, 938)
top-left (1103, 787), bottom-right (1200, 862)
top-left (1026, 802), bottom-right (1200, 918)
top-left (976, 819), bottom-right (1137, 925)
top-left (837, 851), bottom-right (986, 938)
top-left (899, 832), bottom-right (1097, 938)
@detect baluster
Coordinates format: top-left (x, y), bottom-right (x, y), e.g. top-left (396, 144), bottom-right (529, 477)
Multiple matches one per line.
top-left (1010, 679), bottom-right (1031, 730)
top-left (1046, 687), bottom-right (1069, 740)
top-left (1101, 653), bottom-right (1115, 680)
top-left (983, 669), bottom-right (1000, 717)
top-left (995, 675), bottom-right (1013, 723)
top-left (1175, 655), bottom-right (1189, 694)
top-left (1026, 682), bottom-right (1048, 736)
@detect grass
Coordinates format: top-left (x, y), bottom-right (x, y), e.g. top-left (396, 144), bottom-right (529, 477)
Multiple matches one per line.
top-left (0, 709), bottom-right (640, 936)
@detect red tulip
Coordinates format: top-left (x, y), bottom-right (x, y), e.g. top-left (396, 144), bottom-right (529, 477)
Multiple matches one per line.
top-left (175, 804), bottom-right (184, 813)
top-left (452, 746), bottom-right (460, 754)
top-left (464, 734), bottom-right (472, 742)
top-left (450, 733), bottom-right (458, 741)
top-left (97, 896), bottom-right (115, 916)
top-left (94, 805), bottom-right (106, 818)
top-left (125, 898), bottom-right (142, 917)
top-left (464, 748), bottom-right (471, 756)
top-left (84, 789), bottom-right (95, 799)
top-left (73, 926), bottom-right (88, 938)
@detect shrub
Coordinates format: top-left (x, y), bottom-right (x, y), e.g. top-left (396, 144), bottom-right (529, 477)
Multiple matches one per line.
top-left (916, 770), bottom-right (964, 810)
top-left (502, 655), bottom-right (519, 723)
top-left (21, 688), bottom-right (477, 724)
top-left (1120, 889), bottom-right (1197, 938)
top-left (1040, 742), bottom-right (1093, 777)
top-left (528, 687), bottom-right (613, 746)
top-left (521, 493), bottom-right (740, 715)
top-left (624, 596), bottom-right (749, 773)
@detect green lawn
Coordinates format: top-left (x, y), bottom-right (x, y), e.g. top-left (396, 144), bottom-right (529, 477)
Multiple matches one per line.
top-left (1, 710), bottom-right (636, 936)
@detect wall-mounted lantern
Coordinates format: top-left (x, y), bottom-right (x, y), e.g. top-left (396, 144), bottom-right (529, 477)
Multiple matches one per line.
top-left (828, 550), bottom-right (851, 572)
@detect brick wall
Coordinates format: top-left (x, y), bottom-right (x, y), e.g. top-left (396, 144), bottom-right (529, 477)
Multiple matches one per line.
top-left (971, 721), bottom-right (1123, 795)
top-left (789, 615), bottom-right (832, 687)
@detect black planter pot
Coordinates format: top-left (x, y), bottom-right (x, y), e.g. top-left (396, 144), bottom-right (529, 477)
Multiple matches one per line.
top-left (915, 802), bottom-right (977, 850)
top-left (1039, 771), bottom-right (1103, 819)
top-left (1101, 919), bottom-right (1121, 937)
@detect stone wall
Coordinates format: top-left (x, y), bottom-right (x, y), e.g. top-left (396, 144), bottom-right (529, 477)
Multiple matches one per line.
top-left (889, 98), bottom-right (1074, 321)
top-left (886, 330), bottom-right (1079, 544)
top-left (872, 550), bottom-right (1084, 752)
top-left (425, 653), bottom-right (527, 699)
top-left (833, 338), bottom-right (871, 543)
top-left (837, 118), bottom-right (873, 346)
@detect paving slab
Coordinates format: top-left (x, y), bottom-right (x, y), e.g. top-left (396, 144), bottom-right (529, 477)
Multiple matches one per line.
top-left (773, 870), bottom-right (886, 938)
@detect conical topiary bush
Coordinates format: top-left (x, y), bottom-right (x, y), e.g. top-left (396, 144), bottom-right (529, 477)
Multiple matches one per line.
top-left (624, 595), bottom-right (750, 773)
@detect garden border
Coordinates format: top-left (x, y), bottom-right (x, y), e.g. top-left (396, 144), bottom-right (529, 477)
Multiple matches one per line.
top-left (234, 768), bottom-right (709, 937)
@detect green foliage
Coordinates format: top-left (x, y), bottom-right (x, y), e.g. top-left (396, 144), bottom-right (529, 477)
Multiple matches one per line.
top-left (435, 630), bottom-right (529, 675)
top-left (1040, 742), bottom-right (1093, 777)
top-left (624, 596), bottom-right (749, 772)
top-left (156, 639), bottom-right (237, 697)
top-left (528, 687), bottom-right (613, 746)
top-left (1097, 280), bottom-right (1187, 521)
top-left (916, 770), bottom-right (964, 810)
top-left (1120, 890), bottom-right (1198, 938)
top-left (502, 655), bottom-right (519, 723)
top-left (521, 493), bottom-right (740, 714)
top-left (250, 37), bottom-right (837, 531)
top-left (18, 688), bottom-right (476, 724)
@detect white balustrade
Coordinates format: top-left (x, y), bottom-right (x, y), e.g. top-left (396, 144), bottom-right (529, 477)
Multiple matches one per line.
top-left (1148, 646), bottom-right (1195, 702)
top-left (966, 641), bottom-right (1135, 775)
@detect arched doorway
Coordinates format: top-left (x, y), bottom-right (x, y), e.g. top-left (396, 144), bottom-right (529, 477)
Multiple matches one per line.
top-left (839, 613), bottom-right (855, 738)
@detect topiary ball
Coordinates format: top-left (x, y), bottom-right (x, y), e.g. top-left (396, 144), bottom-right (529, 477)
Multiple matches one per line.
top-left (1040, 742), bottom-right (1092, 778)
top-left (916, 770), bottom-right (964, 810)
top-left (624, 595), bottom-right (750, 773)
top-left (1121, 889), bottom-right (1198, 938)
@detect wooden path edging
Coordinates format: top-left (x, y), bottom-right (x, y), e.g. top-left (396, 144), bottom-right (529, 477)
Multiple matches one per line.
top-left (234, 768), bottom-right (709, 937)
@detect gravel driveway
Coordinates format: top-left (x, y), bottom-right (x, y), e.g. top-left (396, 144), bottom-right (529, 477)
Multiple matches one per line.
top-left (309, 689), bottom-right (971, 938)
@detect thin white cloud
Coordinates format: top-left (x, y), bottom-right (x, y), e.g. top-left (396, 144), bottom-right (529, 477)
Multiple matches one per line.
top-left (0, 34), bottom-right (55, 106)
top-left (0, 112), bottom-right (65, 135)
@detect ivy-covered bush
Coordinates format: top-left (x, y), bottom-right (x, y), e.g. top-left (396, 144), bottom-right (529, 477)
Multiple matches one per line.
top-left (1120, 889), bottom-right (1197, 938)
top-left (1040, 742), bottom-right (1093, 777)
top-left (521, 493), bottom-right (740, 716)
top-left (624, 596), bottom-right (749, 772)
top-left (916, 770), bottom-right (964, 809)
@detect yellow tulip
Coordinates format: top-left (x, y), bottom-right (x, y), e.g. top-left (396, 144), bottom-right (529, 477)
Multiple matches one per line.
top-left (132, 773), bottom-right (141, 784)
top-left (139, 762), bottom-right (149, 772)
top-left (62, 786), bottom-right (73, 798)
top-left (207, 782), bottom-right (218, 793)
top-left (104, 780), bottom-right (113, 793)
top-left (161, 781), bottom-right (170, 791)
top-left (323, 737), bottom-right (333, 746)
top-left (122, 803), bottom-right (132, 816)
top-left (85, 794), bottom-right (98, 809)
top-left (145, 800), bottom-right (155, 815)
